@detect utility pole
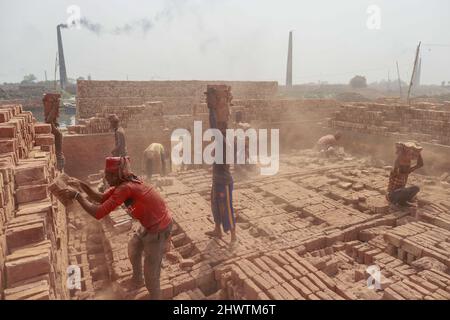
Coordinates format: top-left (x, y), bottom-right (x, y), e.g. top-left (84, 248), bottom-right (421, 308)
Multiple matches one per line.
top-left (45, 71), bottom-right (48, 82)
top-left (396, 61), bottom-right (402, 99)
top-left (407, 41), bottom-right (421, 104)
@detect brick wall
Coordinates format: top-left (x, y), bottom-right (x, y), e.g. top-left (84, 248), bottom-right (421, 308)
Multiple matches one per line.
top-left (76, 80), bottom-right (279, 118)
top-left (63, 133), bottom-right (114, 179)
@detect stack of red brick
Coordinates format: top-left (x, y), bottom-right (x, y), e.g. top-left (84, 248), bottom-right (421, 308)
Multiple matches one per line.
top-left (330, 102), bottom-right (450, 145)
top-left (0, 104), bottom-right (69, 300)
top-left (67, 102), bottom-right (164, 135)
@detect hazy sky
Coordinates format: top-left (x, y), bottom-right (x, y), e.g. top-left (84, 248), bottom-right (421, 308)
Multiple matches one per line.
top-left (1, 0), bottom-right (449, 84)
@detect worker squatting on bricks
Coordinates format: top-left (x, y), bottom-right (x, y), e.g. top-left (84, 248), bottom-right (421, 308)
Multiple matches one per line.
top-left (56, 156), bottom-right (173, 300)
top-left (386, 141), bottom-right (424, 207)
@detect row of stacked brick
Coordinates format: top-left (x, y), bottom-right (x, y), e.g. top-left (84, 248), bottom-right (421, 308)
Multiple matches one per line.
top-left (0, 104), bottom-right (69, 300)
top-left (76, 80), bottom-right (278, 118)
top-left (330, 102), bottom-right (450, 145)
top-left (67, 102), bottom-right (165, 135)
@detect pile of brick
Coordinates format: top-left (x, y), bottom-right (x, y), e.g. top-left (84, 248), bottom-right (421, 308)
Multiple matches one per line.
top-left (0, 104), bottom-right (69, 300)
top-left (330, 102), bottom-right (450, 146)
top-left (384, 222), bottom-right (450, 267)
top-left (233, 98), bottom-right (339, 124)
top-left (215, 249), bottom-right (350, 300)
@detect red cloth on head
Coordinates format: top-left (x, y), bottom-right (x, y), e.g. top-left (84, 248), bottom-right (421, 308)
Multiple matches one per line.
top-left (105, 157), bottom-right (122, 173)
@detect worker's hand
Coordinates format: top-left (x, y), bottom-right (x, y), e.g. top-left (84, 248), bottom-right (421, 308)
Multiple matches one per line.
top-left (59, 188), bottom-right (78, 200)
top-left (67, 177), bottom-right (82, 189)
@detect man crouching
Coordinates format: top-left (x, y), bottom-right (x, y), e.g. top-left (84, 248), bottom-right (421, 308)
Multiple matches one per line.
top-left (386, 142), bottom-right (424, 207)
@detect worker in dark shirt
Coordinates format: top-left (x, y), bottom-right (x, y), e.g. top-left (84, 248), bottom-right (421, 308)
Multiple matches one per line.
top-left (205, 89), bottom-right (237, 243)
top-left (108, 114), bottom-right (127, 157)
top-left (58, 157), bottom-right (172, 300)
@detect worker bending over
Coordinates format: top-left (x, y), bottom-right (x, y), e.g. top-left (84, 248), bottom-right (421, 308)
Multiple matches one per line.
top-left (143, 143), bottom-right (167, 180)
top-left (58, 157), bottom-right (172, 300)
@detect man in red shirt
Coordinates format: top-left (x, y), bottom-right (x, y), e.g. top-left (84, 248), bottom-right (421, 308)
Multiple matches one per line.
top-left (59, 157), bottom-right (172, 300)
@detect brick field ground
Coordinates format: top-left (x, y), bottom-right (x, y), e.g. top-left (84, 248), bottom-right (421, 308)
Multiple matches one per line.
top-left (67, 149), bottom-right (450, 300)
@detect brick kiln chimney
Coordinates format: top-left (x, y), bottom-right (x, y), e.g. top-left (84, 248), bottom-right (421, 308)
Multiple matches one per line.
top-left (57, 24), bottom-right (68, 90)
top-left (286, 31), bottom-right (293, 87)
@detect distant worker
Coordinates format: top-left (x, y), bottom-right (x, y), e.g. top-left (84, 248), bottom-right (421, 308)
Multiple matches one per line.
top-left (316, 132), bottom-right (342, 156)
top-left (143, 143), bottom-right (167, 180)
top-left (108, 114), bottom-right (127, 157)
top-left (43, 93), bottom-right (65, 171)
top-left (59, 157), bottom-right (173, 300)
top-left (386, 142), bottom-right (424, 207)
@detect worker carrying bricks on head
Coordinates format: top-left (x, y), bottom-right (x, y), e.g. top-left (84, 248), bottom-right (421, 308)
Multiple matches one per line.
top-left (204, 85), bottom-right (237, 244)
top-left (43, 93), bottom-right (64, 171)
top-left (315, 132), bottom-right (342, 157)
top-left (108, 114), bottom-right (127, 157)
top-left (386, 142), bottom-right (424, 207)
top-left (57, 157), bottom-right (173, 300)
top-left (143, 143), bottom-right (167, 181)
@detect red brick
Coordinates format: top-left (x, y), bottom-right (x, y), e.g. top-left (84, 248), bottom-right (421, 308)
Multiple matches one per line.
top-left (34, 134), bottom-right (55, 146)
top-left (282, 282), bottom-right (303, 300)
top-left (290, 278), bottom-right (311, 298)
top-left (274, 266), bottom-right (294, 282)
top-left (6, 222), bottom-right (46, 252)
top-left (290, 261), bottom-right (308, 276)
top-left (252, 274), bottom-right (273, 291)
top-left (15, 185), bottom-right (48, 204)
top-left (0, 139), bottom-right (16, 153)
top-left (382, 287), bottom-right (405, 300)
top-left (33, 124), bottom-right (52, 134)
top-left (316, 291), bottom-right (333, 300)
top-left (14, 164), bottom-right (48, 187)
top-left (299, 276), bottom-right (319, 293)
top-left (243, 278), bottom-right (261, 300)
top-left (160, 283), bottom-right (174, 300)
top-left (306, 273), bottom-right (328, 292)
top-left (283, 264), bottom-right (302, 279)
top-left (253, 258), bottom-right (270, 272)
top-left (267, 287), bottom-right (283, 300)
top-left (5, 250), bottom-right (51, 286)
top-left (0, 126), bottom-right (16, 138)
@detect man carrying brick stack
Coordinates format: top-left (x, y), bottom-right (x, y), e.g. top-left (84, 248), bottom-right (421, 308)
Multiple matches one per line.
top-left (204, 85), bottom-right (237, 244)
top-left (57, 156), bottom-right (173, 300)
top-left (386, 142), bottom-right (424, 207)
top-left (43, 93), bottom-right (64, 170)
top-left (108, 114), bottom-right (127, 157)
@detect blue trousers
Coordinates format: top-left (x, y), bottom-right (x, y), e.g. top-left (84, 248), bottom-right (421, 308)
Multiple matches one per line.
top-left (211, 183), bottom-right (235, 232)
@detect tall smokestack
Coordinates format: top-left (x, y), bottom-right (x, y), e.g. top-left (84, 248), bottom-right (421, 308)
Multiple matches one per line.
top-left (413, 57), bottom-right (421, 88)
top-left (286, 31), bottom-right (293, 87)
top-left (57, 24), bottom-right (68, 90)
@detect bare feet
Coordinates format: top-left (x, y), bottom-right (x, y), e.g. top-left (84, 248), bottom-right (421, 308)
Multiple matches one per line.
top-left (205, 230), bottom-right (222, 239)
